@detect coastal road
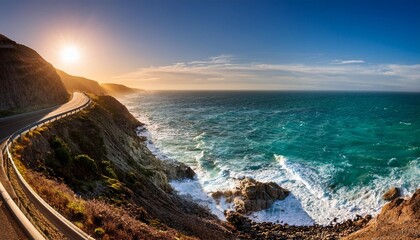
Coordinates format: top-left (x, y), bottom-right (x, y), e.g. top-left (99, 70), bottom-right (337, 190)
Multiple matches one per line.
top-left (0, 92), bottom-right (90, 239)
top-left (0, 92), bottom-right (89, 143)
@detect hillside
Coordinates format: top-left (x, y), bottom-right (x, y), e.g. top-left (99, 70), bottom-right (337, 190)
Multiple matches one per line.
top-left (0, 34), bottom-right (68, 116)
top-left (56, 69), bottom-right (106, 96)
top-left (101, 83), bottom-right (143, 97)
top-left (11, 95), bottom-right (234, 239)
top-left (57, 69), bottom-right (141, 97)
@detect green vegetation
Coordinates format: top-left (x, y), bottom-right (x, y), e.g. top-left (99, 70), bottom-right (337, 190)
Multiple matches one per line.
top-left (94, 227), bottom-right (105, 236)
top-left (69, 123), bottom-right (106, 161)
top-left (100, 160), bottom-right (117, 179)
top-left (73, 155), bottom-right (98, 180)
top-left (45, 135), bottom-right (119, 195)
top-left (49, 135), bottom-right (72, 170)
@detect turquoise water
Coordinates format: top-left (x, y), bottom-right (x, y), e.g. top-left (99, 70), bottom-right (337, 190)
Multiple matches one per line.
top-left (121, 91), bottom-right (420, 225)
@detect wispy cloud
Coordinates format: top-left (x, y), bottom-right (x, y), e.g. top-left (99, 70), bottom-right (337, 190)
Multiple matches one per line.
top-left (188, 54), bottom-right (233, 65)
top-left (332, 59), bottom-right (366, 65)
top-left (114, 55), bottom-right (420, 91)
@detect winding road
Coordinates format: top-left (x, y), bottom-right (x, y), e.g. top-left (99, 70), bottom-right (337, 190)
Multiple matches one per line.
top-left (0, 92), bottom-right (90, 239)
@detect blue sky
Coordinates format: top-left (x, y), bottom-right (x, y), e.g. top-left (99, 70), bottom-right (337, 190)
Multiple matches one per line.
top-left (1, 0), bottom-right (419, 90)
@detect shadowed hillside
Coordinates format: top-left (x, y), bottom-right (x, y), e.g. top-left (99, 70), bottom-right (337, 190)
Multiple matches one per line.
top-left (0, 34), bottom-right (68, 116)
top-left (56, 69), bottom-right (106, 96)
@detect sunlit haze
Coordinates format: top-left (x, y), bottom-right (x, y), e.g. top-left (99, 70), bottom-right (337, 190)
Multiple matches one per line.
top-left (60, 45), bottom-right (80, 64)
top-left (1, 0), bottom-right (419, 91)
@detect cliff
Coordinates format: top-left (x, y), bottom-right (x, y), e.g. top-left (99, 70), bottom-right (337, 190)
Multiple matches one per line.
top-left (101, 83), bottom-right (143, 97)
top-left (12, 95), bottom-right (234, 239)
top-left (56, 69), bottom-right (106, 96)
top-left (0, 34), bottom-right (68, 116)
top-left (57, 69), bottom-right (142, 98)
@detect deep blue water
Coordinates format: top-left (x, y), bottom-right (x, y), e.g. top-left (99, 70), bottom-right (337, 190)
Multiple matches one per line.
top-left (121, 91), bottom-right (420, 225)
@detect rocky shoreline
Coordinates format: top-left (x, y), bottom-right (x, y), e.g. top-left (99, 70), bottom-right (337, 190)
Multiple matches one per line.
top-left (221, 187), bottom-right (419, 240)
top-left (210, 177), bottom-right (372, 239)
top-left (190, 173), bottom-right (418, 239)
top-left (226, 211), bottom-right (372, 240)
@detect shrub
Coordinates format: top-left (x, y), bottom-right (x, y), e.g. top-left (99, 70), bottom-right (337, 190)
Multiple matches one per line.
top-left (94, 227), bottom-right (105, 236)
top-left (100, 160), bottom-right (118, 179)
top-left (73, 154), bottom-right (98, 180)
top-left (49, 135), bottom-right (72, 167)
top-left (67, 200), bottom-right (85, 221)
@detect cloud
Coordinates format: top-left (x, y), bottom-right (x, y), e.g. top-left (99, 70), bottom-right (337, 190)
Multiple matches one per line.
top-left (189, 54), bottom-right (233, 65)
top-left (332, 59), bottom-right (366, 64)
top-left (114, 55), bottom-right (420, 91)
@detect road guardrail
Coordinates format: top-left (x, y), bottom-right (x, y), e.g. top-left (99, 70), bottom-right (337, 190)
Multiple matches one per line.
top-left (1, 92), bottom-right (93, 240)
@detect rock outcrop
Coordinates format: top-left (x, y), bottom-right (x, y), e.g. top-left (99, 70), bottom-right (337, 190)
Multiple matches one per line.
top-left (382, 187), bottom-right (401, 201)
top-left (345, 189), bottom-right (420, 240)
top-left (212, 177), bottom-right (289, 214)
top-left (0, 34), bottom-right (68, 116)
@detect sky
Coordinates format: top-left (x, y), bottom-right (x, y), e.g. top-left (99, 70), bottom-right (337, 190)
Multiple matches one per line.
top-left (1, 0), bottom-right (420, 91)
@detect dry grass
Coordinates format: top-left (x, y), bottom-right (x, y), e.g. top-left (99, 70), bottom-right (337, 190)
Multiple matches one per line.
top-left (23, 169), bottom-right (196, 240)
top-left (8, 160), bottom-right (65, 239)
top-left (84, 200), bottom-right (197, 240)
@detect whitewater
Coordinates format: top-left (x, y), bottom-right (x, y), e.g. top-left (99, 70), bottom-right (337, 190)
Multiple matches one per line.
top-left (121, 91), bottom-right (420, 226)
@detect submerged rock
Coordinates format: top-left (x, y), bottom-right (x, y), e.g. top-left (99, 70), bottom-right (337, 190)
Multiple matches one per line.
top-left (382, 187), bottom-right (401, 201)
top-left (212, 177), bottom-right (290, 214)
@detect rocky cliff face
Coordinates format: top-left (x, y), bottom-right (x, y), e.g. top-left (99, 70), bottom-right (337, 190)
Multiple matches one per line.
top-left (0, 34), bottom-right (68, 116)
top-left (345, 189), bottom-right (420, 240)
top-left (13, 95), bottom-right (234, 239)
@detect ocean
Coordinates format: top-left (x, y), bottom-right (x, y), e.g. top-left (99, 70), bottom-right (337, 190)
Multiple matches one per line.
top-left (120, 91), bottom-right (420, 226)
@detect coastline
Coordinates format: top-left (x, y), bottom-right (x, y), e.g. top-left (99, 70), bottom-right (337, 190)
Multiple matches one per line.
top-left (118, 95), bottom-right (379, 239)
top-left (2, 29), bottom-right (418, 239)
top-left (119, 94), bottom-right (363, 226)
top-left (10, 93), bottom-right (418, 239)
top-left (118, 92), bottom-right (418, 228)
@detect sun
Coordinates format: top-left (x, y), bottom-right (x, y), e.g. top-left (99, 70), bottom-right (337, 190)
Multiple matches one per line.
top-left (60, 45), bottom-right (80, 64)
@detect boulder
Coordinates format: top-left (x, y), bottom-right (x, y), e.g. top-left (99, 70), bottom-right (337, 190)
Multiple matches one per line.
top-left (225, 211), bottom-right (252, 230)
top-left (382, 187), bottom-right (401, 201)
top-left (212, 177), bottom-right (289, 214)
top-left (162, 161), bottom-right (195, 180)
